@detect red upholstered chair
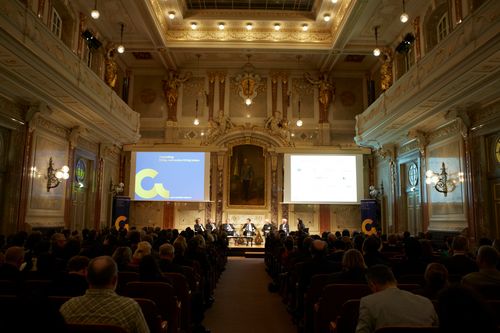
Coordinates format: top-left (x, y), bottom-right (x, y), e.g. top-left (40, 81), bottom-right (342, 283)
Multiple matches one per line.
top-left (332, 299), bottom-right (361, 333)
top-left (163, 272), bottom-right (192, 333)
top-left (125, 281), bottom-right (180, 333)
top-left (67, 323), bottom-right (128, 333)
top-left (135, 297), bottom-right (168, 333)
top-left (314, 284), bottom-right (371, 333)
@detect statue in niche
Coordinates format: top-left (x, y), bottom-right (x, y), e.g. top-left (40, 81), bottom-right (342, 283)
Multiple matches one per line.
top-left (162, 70), bottom-right (191, 121)
top-left (304, 72), bottom-right (335, 123)
top-left (104, 46), bottom-right (118, 89)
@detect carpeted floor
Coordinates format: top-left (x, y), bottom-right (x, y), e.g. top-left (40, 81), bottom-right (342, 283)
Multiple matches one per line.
top-left (203, 257), bottom-right (296, 333)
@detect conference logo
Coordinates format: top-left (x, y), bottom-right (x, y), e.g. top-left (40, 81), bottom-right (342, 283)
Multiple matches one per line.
top-left (135, 168), bottom-right (170, 199)
top-left (361, 218), bottom-right (377, 236)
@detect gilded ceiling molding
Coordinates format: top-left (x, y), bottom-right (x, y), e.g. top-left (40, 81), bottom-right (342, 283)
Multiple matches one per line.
top-left (164, 30), bottom-right (333, 44)
top-left (406, 129), bottom-right (427, 156)
top-left (426, 120), bottom-right (461, 143)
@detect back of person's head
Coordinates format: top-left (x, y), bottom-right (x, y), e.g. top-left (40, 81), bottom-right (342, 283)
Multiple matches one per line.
top-left (333, 239), bottom-right (346, 251)
top-left (112, 246), bottom-right (132, 267)
top-left (335, 231), bottom-right (341, 238)
top-left (173, 236), bottom-right (187, 255)
top-left (362, 236), bottom-right (382, 254)
top-left (159, 243), bottom-right (175, 258)
top-left (365, 264), bottom-right (397, 286)
top-left (310, 240), bottom-right (327, 258)
top-left (342, 249), bottom-right (366, 270)
top-left (133, 241), bottom-right (152, 260)
top-left (438, 286), bottom-right (496, 333)
top-left (452, 235), bottom-right (468, 252)
top-left (86, 256), bottom-right (118, 288)
top-left (342, 229), bottom-right (350, 237)
top-left (404, 237), bottom-right (422, 259)
top-left (424, 262), bottom-right (449, 290)
top-left (284, 236), bottom-right (294, 251)
top-left (67, 255), bottom-right (90, 273)
top-left (477, 245), bottom-right (499, 268)
top-left (139, 254), bottom-right (161, 277)
top-left (478, 237), bottom-right (492, 247)
top-left (4, 246), bottom-right (24, 267)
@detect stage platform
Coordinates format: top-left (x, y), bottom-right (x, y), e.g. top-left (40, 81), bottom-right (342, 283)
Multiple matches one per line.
top-left (228, 244), bottom-right (265, 258)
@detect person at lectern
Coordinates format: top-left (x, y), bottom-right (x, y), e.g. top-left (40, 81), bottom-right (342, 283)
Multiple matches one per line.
top-left (297, 218), bottom-right (306, 233)
top-left (206, 218), bottom-right (217, 233)
top-left (279, 218), bottom-right (289, 235)
top-left (194, 218), bottom-right (205, 234)
top-left (242, 218), bottom-right (257, 236)
top-left (221, 219), bottom-right (236, 236)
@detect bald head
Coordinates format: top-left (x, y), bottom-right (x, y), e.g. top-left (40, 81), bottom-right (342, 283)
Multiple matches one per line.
top-left (5, 246), bottom-right (24, 268)
top-left (311, 240), bottom-right (328, 257)
top-left (87, 256), bottom-right (118, 289)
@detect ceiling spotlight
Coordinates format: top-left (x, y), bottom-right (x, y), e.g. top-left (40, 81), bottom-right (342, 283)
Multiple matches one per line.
top-left (331, 0), bottom-right (338, 3)
top-left (400, 0), bottom-right (409, 23)
top-left (90, 0), bottom-right (100, 19)
top-left (193, 118), bottom-right (200, 126)
top-left (323, 14), bottom-right (331, 22)
top-left (302, 24), bottom-right (309, 31)
top-left (168, 11), bottom-right (175, 19)
top-left (117, 23), bottom-right (125, 54)
top-left (373, 48), bottom-right (381, 57)
top-left (274, 23), bottom-right (281, 31)
top-left (246, 23), bottom-right (253, 31)
top-left (191, 22), bottom-right (198, 30)
top-left (218, 22), bottom-right (225, 30)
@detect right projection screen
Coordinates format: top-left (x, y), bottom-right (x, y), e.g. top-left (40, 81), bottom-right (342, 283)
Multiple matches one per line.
top-left (284, 154), bottom-right (364, 204)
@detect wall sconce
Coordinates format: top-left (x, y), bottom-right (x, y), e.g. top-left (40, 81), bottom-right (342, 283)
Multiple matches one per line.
top-left (110, 180), bottom-right (125, 196)
top-left (46, 157), bottom-right (69, 192)
top-left (425, 162), bottom-right (464, 197)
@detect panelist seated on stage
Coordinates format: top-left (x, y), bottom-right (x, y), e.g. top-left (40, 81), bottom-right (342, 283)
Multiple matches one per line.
top-left (222, 219), bottom-right (236, 236)
top-left (262, 219), bottom-right (274, 237)
top-left (194, 217), bottom-right (205, 234)
top-left (206, 218), bottom-right (217, 233)
top-left (242, 218), bottom-right (257, 237)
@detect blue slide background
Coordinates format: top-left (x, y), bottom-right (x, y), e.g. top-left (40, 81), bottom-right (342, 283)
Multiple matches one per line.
top-left (135, 152), bottom-right (205, 201)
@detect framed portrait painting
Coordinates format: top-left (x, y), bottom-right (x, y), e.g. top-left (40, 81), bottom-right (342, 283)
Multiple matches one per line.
top-left (229, 144), bottom-right (265, 206)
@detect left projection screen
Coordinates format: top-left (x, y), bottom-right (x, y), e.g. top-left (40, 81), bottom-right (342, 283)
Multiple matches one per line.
top-left (130, 152), bottom-right (210, 202)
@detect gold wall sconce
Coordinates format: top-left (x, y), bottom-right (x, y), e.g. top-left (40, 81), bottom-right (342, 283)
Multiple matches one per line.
top-left (425, 162), bottom-right (464, 197)
top-left (47, 157), bottom-right (70, 192)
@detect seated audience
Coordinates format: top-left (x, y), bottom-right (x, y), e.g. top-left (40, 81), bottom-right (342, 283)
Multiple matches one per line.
top-left (461, 245), bottom-right (500, 293)
top-left (440, 235), bottom-right (478, 275)
top-left (438, 285), bottom-right (496, 333)
top-left (158, 243), bottom-right (183, 274)
top-left (138, 254), bottom-right (171, 282)
top-left (60, 256), bottom-right (149, 333)
top-left (329, 248), bottom-right (366, 283)
top-left (112, 246), bottom-right (135, 271)
top-left (51, 255), bottom-right (89, 296)
top-left (299, 240), bottom-right (340, 289)
top-left (414, 263), bottom-right (449, 300)
top-left (0, 246), bottom-right (24, 282)
top-left (356, 265), bottom-right (438, 333)
top-left (393, 237), bottom-right (428, 277)
top-left (362, 236), bottom-right (390, 267)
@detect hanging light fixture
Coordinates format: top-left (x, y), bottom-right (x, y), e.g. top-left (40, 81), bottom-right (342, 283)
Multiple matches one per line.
top-left (323, 14), bottom-right (331, 22)
top-left (296, 55), bottom-right (303, 127)
top-left (117, 23), bottom-right (125, 54)
top-left (302, 24), bottom-right (309, 32)
top-left (373, 26), bottom-right (381, 57)
top-left (400, 0), bottom-right (409, 23)
top-left (244, 54), bottom-right (253, 106)
top-left (246, 23), bottom-right (253, 30)
top-left (194, 54), bottom-right (201, 125)
top-left (168, 11), bottom-right (176, 19)
top-left (90, 0), bottom-right (100, 19)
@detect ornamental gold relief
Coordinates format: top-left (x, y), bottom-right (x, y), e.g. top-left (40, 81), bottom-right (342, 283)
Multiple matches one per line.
top-left (165, 30), bottom-right (332, 43)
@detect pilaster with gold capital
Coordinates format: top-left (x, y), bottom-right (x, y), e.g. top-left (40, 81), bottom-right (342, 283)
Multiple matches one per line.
top-left (413, 17), bottom-right (421, 62)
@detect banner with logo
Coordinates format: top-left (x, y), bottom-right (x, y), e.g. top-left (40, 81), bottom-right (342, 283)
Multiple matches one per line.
top-left (360, 199), bottom-right (380, 235)
top-left (112, 196), bottom-right (130, 230)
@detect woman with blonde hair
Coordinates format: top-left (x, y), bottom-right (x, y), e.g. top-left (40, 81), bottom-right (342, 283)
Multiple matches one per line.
top-left (329, 249), bottom-right (367, 283)
top-left (129, 241), bottom-right (152, 269)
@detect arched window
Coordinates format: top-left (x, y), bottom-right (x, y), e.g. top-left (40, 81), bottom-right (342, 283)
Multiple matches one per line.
top-left (50, 8), bottom-right (62, 39)
top-left (436, 12), bottom-right (449, 43)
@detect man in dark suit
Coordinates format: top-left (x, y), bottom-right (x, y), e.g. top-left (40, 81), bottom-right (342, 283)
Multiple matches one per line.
top-left (441, 235), bottom-right (478, 275)
top-left (279, 218), bottom-right (289, 235)
top-left (221, 219), bottom-right (236, 236)
top-left (242, 218), bottom-right (256, 236)
top-left (206, 218), bottom-right (217, 233)
top-left (356, 265), bottom-right (438, 333)
top-left (194, 217), bottom-right (205, 234)
top-left (297, 218), bottom-right (306, 233)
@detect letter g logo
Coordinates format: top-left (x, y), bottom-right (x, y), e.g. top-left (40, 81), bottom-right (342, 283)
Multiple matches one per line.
top-left (135, 168), bottom-right (170, 199)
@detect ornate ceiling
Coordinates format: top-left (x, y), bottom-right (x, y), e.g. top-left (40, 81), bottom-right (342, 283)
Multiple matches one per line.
top-left (77, 0), bottom-right (421, 73)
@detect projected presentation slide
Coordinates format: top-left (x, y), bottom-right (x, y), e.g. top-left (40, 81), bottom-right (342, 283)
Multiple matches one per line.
top-left (132, 152), bottom-right (209, 201)
top-left (284, 154), bottom-right (363, 204)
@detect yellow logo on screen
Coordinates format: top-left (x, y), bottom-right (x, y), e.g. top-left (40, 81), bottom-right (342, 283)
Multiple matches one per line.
top-left (135, 168), bottom-right (170, 199)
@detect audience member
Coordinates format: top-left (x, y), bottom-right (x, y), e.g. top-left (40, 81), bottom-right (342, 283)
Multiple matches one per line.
top-left (438, 285), bottom-right (496, 333)
top-left (362, 236), bottom-right (390, 267)
top-left (413, 263), bottom-right (449, 300)
top-left (440, 235), bottom-right (478, 276)
top-left (0, 246), bottom-right (24, 282)
top-left (158, 243), bottom-right (183, 273)
top-left (461, 245), bottom-right (500, 295)
top-left (51, 255), bottom-right (89, 296)
top-left (60, 256), bottom-right (149, 333)
top-left (356, 265), bottom-right (438, 333)
top-left (112, 246), bottom-right (134, 271)
top-left (329, 249), bottom-right (366, 283)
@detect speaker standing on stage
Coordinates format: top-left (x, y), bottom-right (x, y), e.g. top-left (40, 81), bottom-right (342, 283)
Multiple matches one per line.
top-left (297, 218), bottom-right (306, 233)
top-left (279, 218), bottom-right (289, 235)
